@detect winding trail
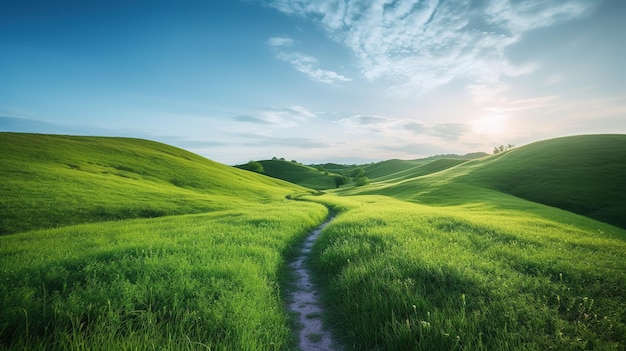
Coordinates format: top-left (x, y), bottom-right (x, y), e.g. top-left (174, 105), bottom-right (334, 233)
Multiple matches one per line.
top-left (287, 215), bottom-right (340, 351)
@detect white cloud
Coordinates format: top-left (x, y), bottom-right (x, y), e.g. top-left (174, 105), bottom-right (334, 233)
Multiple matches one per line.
top-left (233, 105), bottom-right (317, 127)
top-left (267, 36), bottom-right (295, 47)
top-left (266, 33), bottom-right (351, 84)
top-left (339, 114), bottom-right (470, 141)
top-left (269, 0), bottom-right (593, 97)
top-left (273, 51), bottom-right (351, 84)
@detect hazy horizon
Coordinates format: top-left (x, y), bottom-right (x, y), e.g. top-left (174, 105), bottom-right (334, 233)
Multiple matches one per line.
top-left (2, 0), bottom-right (625, 164)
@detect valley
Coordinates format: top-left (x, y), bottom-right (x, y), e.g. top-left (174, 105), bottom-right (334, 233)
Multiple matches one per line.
top-left (1, 132), bottom-right (625, 350)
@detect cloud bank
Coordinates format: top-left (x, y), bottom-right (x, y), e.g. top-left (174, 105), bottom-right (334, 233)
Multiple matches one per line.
top-left (269, 0), bottom-right (593, 96)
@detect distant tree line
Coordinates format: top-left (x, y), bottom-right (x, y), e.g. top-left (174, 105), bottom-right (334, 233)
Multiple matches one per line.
top-left (271, 156), bottom-right (301, 164)
top-left (332, 167), bottom-right (369, 188)
top-left (493, 144), bottom-right (515, 154)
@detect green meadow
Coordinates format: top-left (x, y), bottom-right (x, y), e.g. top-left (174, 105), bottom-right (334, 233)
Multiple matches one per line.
top-left (0, 133), bottom-right (327, 350)
top-left (1, 132), bottom-right (625, 350)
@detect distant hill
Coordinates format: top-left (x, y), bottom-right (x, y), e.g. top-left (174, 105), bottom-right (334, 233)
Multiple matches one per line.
top-left (463, 134), bottom-right (626, 228)
top-left (0, 133), bottom-right (309, 234)
top-left (359, 152), bottom-right (488, 179)
top-left (362, 159), bottom-right (425, 179)
top-left (235, 153), bottom-right (490, 190)
top-left (236, 159), bottom-right (337, 190)
top-left (344, 135), bottom-right (626, 229)
top-left (370, 158), bottom-right (470, 182)
top-left (313, 163), bottom-right (352, 173)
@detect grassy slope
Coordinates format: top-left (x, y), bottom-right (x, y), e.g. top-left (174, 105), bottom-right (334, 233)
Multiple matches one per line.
top-left (0, 133), bottom-right (311, 234)
top-left (244, 159), bottom-right (338, 190)
top-left (370, 158), bottom-right (469, 183)
top-left (362, 153), bottom-right (488, 180)
top-left (306, 194), bottom-right (626, 350)
top-left (4, 132), bottom-right (625, 350)
top-left (351, 134), bottom-right (626, 229)
top-left (462, 134), bottom-right (626, 228)
top-left (0, 132), bottom-right (328, 350)
top-left (362, 159), bottom-right (425, 179)
top-left (303, 135), bottom-right (626, 350)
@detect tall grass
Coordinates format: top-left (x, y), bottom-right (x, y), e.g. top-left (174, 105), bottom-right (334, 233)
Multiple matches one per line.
top-left (305, 195), bottom-right (626, 350)
top-left (0, 133), bottom-right (308, 234)
top-left (0, 201), bottom-right (328, 350)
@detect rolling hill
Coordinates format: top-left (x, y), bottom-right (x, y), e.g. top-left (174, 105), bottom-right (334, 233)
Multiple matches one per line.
top-left (236, 159), bottom-right (339, 190)
top-left (361, 152), bottom-right (488, 179)
top-left (344, 134), bottom-right (626, 229)
top-left (0, 133), bottom-right (311, 234)
top-left (0, 132), bottom-right (328, 349)
top-left (2, 132), bottom-right (625, 350)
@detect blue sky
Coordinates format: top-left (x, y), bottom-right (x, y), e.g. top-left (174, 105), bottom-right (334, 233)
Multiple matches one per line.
top-left (2, 0), bottom-right (625, 164)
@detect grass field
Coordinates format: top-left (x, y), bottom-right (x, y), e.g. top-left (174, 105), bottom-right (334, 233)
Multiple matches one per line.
top-left (0, 202), bottom-right (327, 350)
top-left (0, 133), bottom-right (310, 234)
top-left (348, 135), bottom-right (626, 229)
top-left (1, 132), bottom-right (625, 350)
top-left (304, 193), bottom-right (626, 350)
top-left (0, 133), bottom-right (328, 350)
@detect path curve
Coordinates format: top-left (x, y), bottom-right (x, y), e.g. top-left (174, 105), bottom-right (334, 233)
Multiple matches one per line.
top-left (287, 215), bottom-right (340, 351)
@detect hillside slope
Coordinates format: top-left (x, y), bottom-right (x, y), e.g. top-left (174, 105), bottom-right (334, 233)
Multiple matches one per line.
top-left (0, 133), bottom-right (310, 234)
top-left (465, 134), bottom-right (626, 228)
top-left (237, 159), bottom-right (338, 190)
top-left (346, 135), bottom-right (626, 229)
top-left (363, 153), bottom-right (488, 179)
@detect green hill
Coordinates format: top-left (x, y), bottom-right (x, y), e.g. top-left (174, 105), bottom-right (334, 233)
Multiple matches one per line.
top-left (369, 158), bottom-right (469, 182)
top-left (2, 132), bottom-right (625, 350)
top-left (0, 132), bottom-right (328, 349)
top-left (304, 136), bottom-right (626, 350)
top-left (464, 134), bottom-right (626, 228)
top-left (0, 133), bottom-right (310, 234)
top-left (362, 159), bottom-right (425, 179)
top-left (345, 134), bottom-right (626, 229)
top-left (237, 159), bottom-right (338, 190)
top-left (362, 153), bottom-right (488, 179)
top-left (313, 162), bottom-right (351, 173)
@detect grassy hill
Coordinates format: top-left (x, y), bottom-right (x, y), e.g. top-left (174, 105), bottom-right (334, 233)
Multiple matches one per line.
top-left (233, 154), bottom-right (487, 191)
top-left (0, 132), bottom-right (328, 349)
top-left (237, 159), bottom-right (338, 190)
top-left (347, 134), bottom-right (626, 229)
top-left (301, 134), bottom-right (626, 350)
top-left (362, 153), bottom-right (488, 179)
top-left (369, 158), bottom-right (470, 183)
top-left (362, 159), bottom-right (425, 179)
top-left (463, 134), bottom-right (626, 228)
top-left (0, 133), bottom-right (312, 234)
top-left (2, 132), bottom-right (625, 350)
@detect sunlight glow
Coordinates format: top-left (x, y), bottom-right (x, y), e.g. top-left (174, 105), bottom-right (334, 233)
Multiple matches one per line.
top-left (472, 115), bottom-right (507, 136)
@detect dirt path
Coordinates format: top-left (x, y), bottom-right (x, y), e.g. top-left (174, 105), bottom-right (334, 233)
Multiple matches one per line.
top-left (287, 216), bottom-right (340, 351)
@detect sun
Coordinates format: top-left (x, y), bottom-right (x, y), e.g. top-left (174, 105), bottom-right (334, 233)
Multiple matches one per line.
top-left (472, 114), bottom-right (506, 135)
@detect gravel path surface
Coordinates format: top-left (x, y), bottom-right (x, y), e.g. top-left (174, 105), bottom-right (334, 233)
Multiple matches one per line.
top-left (287, 216), bottom-right (340, 351)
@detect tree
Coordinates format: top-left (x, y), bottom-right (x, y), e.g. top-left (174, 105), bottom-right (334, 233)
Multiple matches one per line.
top-left (348, 167), bottom-right (365, 178)
top-left (493, 144), bottom-right (515, 154)
top-left (355, 176), bottom-right (369, 186)
top-left (334, 175), bottom-right (349, 188)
